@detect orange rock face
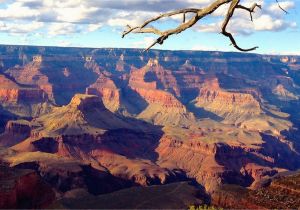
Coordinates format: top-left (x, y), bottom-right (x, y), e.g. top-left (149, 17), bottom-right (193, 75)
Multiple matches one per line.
top-left (195, 78), bottom-right (261, 122)
top-left (197, 88), bottom-right (260, 109)
top-left (129, 61), bottom-right (185, 108)
top-left (133, 88), bottom-right (184, 108)
top-left (128, 61), bottom-right (195, 125)
top-left (0, 88), bottom-right (47, 103)
top-left (0, 75), bottom-right (47, 103)
top-left (0, 89), bottom-right (19, 103)
top-left (86, 74), bottom-right (120, 112)
top-left (0, 75), bottom-right (19, 102)
top-left (5, 62), bottom-right (54, 101)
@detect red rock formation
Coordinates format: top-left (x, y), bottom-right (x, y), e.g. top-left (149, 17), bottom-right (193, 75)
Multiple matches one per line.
top-left (211, 171), bottom-right (300, 209)
top-left (156, 133), bottom-right (227, 191)
top-left (211, 185), bottom-right (266, 209)
top-left (155, 125), bottom-right (299, 192)
top-left (0, 75), bottom-right (20, 103)
top-left (5, 62), bottom-right (54, 101)
top-left (145, 58), bottom-right (180, 96)
top-left (0, 89), bottom-right (19, 103)
top-left (195, 78), bottom-right (261, 122)
top-left (91, 150), bottom-right (179, 186)
top-left (0, 74), bottom-right (48, 103)
top-left (197, 88), bottom-right (260, 109)
top-left (86, 74), bottom-right (120, 112)
top-left (0, 89), bottom-right (47, 103)
top-left (0, 162), bottom-right (55, 209)
top-left (0, 47), bottom-right (300, 209)
top-left (132, 88), bottom-right (184, 108)
top-left (128, 60), bottom-right (195, 125)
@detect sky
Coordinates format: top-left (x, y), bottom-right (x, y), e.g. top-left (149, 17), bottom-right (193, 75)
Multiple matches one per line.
top-left (0, 0), bottom-right (299, 54)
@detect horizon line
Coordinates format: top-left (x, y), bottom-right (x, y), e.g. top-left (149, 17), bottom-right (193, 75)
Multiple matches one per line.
top-left (0, 43), bottom-right (299, 57)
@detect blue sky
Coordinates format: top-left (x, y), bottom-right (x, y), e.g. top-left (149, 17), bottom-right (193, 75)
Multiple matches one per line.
top-left (0, 0), bottom-right (299, 54)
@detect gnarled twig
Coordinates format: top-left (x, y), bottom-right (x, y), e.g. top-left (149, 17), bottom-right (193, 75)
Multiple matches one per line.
top-left (122, 0), bottom-right (287, 52)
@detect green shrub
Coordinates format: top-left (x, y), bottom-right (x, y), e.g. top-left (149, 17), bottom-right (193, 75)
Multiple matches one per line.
top-left (189, 204), bottom-right (223, 210)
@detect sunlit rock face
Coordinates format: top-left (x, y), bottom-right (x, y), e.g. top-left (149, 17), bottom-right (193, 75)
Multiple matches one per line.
top-left (86, 74), bottom-right (120, 112)
top-left (0, 45), bottom-right (300, 207)
top-left (0, 74), bottom-right (48, 103)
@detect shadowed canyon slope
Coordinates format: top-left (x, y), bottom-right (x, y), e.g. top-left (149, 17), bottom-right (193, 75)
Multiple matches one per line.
top-left (0, 45), bottom-right (300, 208)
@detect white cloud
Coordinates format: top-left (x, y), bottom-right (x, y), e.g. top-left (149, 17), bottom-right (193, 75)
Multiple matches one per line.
top-left (0, 21), bottom-right (43, 34)
top-left (55, 6), bottom-right (99, 23)
top-left (88, 23), bottom-right (102, 32)
top-left (268, 1), bottom-right (295, 14)
top-left (0, 2), bottom-right (40, 19)
top-left (0, 0), bottom-right (296, 38)
top-left (197, 0), bottom-right (297, 35)
top-left (48, 23), bottom-right (79, 36)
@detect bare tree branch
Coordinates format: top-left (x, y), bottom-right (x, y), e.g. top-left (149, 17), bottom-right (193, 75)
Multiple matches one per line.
top-left (236, 3), bottom-right (261, 21)
top-left (221, 0), bottom-right (258, 52)
top-left (276, 0), bottom-right (289, 14)
top-left (122, 0), bottom-right (288, 52)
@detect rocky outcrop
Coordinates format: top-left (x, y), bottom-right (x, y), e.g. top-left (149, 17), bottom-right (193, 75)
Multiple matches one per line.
top-left (194, 78), bottom-right (262, 123)
top-left (0, 88), bottom-right (47, 103)
top-left (10, 155), bottom-right (133, 195)
top-left (0, 74), bottom-right (51, 121)
top-left (0, 88), bottom-right (19, 103)
top-left (86, 74), bottom-right (120, 112)
top-left (56, 182), bottom-right (206, 209)
top-left (92, 151), bottom-right (182, 186)
top-left (25, 94), bottom-right (152, 137)
top-left (156, 134), bottom-right (243, 191)
top-left (129, 60), bottom-right (182, 108)
top-left (0, 120), bottom-right (31, 147)
top-left (129, 62), bottom-right (195, 126)
top-left (145, 58), bottom-right (180, 96)
top-left (155, 125), bottom-right (300, 191)
top-left (8, 94), bottom-right (176, 187)
top-left (0, 162), bottom-right (55, 209)
top-left (0, 75), bottom-right (19, 103)
top-left (0, 75), bottom-right (47, 103)
top-left (211, 171), bottom-right (300, 209)
top-left (263, 76), bottom-right (300, 101)
top-left (272, 84), bottom-right (299, 100)
top-left (5, 62), bottom-right (54, 101)
top-left (211, 185), bottom-right (265, 209)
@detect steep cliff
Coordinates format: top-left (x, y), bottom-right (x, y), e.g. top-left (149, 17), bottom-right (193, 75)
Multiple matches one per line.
top-left (5, 62), bottom-right (54, 101)
top-left (155, 122), bottom-right (300, 192)
top-left (8, 94), bottom-right (178, 187)
top-left (129, 59), bottom-right (195, 126)
top-left (0, 74), bottom-right (52, 118)
top-left (0, 120), bottom-right (31, 147)
top-left (86, 74), bottom-right (120, 112)
top-left (0, 74), bottom-right (48, 103)
top-left (0, 161), bottom-right (55, 209)
top-left (211, 171), bottom-right (300, 209)
top-left (194, 78), bottom-right (262, 123)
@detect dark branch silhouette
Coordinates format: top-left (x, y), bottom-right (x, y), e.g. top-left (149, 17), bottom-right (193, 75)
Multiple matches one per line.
top-left (122, 0), bottom-right (288, 52)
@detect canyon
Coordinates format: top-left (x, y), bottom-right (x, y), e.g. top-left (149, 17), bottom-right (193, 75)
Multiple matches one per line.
top-left (0, 45), bottom-right (300, 209)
